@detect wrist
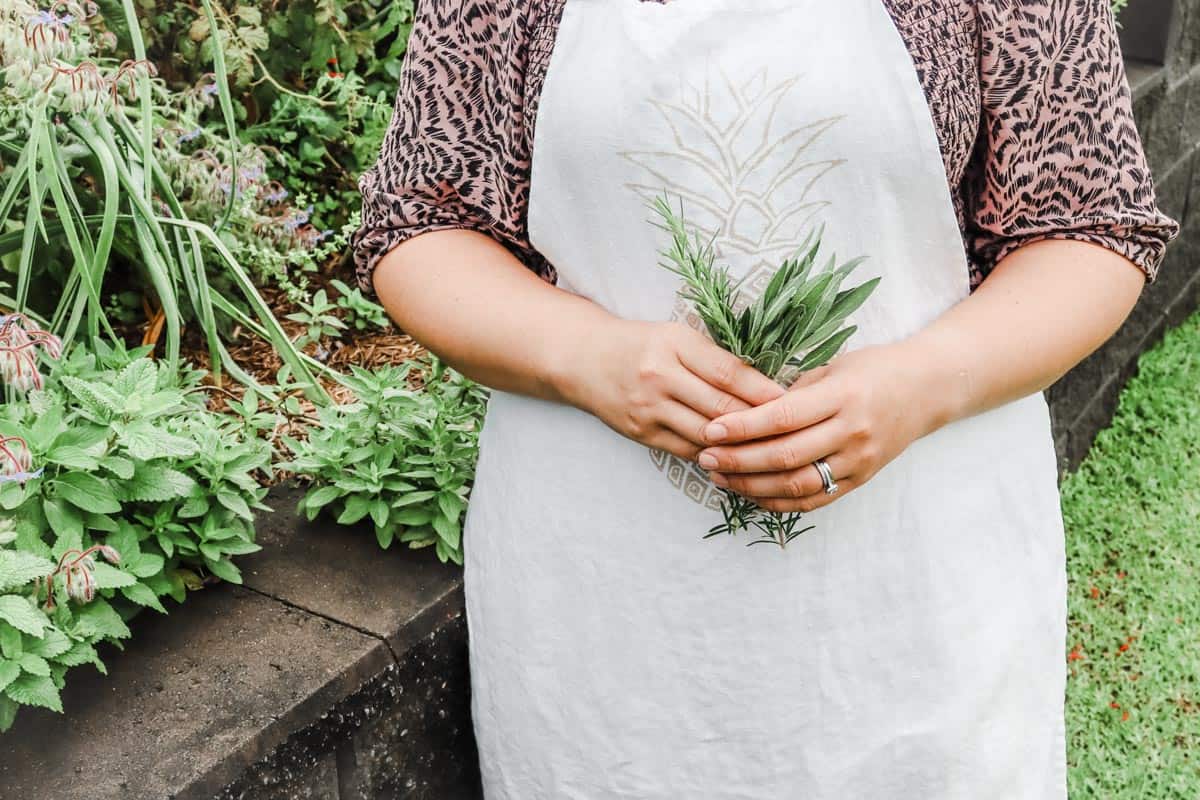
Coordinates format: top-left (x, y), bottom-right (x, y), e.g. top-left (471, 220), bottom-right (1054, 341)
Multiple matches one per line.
top-left (894, 330), bottom-right (974, 437)
top-left (541, 309), bottom-right (626, 409)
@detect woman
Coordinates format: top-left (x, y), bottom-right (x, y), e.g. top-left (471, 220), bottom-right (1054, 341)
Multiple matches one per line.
top-left (353, 1), bottom-right (1177, 797)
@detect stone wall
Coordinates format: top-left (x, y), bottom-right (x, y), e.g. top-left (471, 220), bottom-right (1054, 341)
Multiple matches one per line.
top-left (1051, 1), bottom-right (1200, 470)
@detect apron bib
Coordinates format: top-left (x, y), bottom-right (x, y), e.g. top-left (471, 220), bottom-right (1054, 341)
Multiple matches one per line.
top-left (462, 2), bottom-right (1068, 797)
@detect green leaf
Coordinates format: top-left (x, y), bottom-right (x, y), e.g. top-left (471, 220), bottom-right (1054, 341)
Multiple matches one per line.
top-left (28, 629), bottom-right (70, 659)
top-left (120, 582), bottom-right (167, 614)
top-left (216, 491), bottom-right (253, 521)
top-left (126, 552), bottom-right (164, 579)
top-left (60, 376), bottom-right (122, 418)
top-left (0, 624), bottom-right (22, 659)
top-left (432, 515), bottom-right (461, 550)
top-left (55, 640), bottom-right (99, 668)
top-left (392, 491), bottom-right (437, 509)
top-left (90, 562), bottom-right (137, 590)
top-left (304, 485), bottom-right (342, 511)
top-left (393, 507), bottom-right (434, 526)
top-left (53, 472), bottom-right (122, 514)
top-left (42, 498), bottom-right (82, 543)
top-left (0, 596), bottom-right (47, 638)
top-left (337, 495), bottom-right (372, 525)
top-left (0, 695), bottom-right (17, 732)
top-left (437, 492), bottom-right (465, 524)
top-left (375, 524), bottom-right (395, 549)
top-left (0, 482), bottom-right (26, 511)
top-left (18, 652), bottom-right (50, 677)
top-left (102, 455), bottom-right (136, 480)
top-left (44, 445), bottom-right (101, 471)
top-left (205, 557), bottom-right (242, 585)
top-left (791, 326), bottom-right (858, 373)
top-left (120, 464), bottom-right (197, 503)
top-left (5, 672), bottom-right (63, 712)
top-left (72, 599), bottom-right (131, 640)
top-left (218, 540), bottom-right (261, 556)
top-left (0, 660), bottom-right (20, 692)
top-left (118, 421), bottom-right (197, 461)
top-left (0, 550), bottom-right (54, 594)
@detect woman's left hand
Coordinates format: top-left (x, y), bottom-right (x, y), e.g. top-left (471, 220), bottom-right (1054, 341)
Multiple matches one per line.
top-left (695, 342), bottom-right (946, 513)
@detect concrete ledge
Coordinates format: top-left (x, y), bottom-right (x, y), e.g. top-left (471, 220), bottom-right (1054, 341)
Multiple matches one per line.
top-left (0, 488), bottom-right (482, 800)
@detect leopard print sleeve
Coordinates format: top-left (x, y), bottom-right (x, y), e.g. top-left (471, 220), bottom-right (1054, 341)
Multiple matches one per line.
top-left (352, 0), bottom-right (555, 294)
top-left (963, 0), bottom-right (1179, 281)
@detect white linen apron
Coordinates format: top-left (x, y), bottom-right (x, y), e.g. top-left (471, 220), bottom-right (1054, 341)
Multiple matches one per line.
top-left (462, 1), bottom-right (1068, 797)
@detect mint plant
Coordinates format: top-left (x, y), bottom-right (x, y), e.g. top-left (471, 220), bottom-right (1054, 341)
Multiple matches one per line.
top-left (285, 359), bottom-right (487, 565)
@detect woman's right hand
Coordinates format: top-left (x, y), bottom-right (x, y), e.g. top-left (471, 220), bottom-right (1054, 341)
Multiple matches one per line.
top-left (556, 319), bottom-right (786, 461)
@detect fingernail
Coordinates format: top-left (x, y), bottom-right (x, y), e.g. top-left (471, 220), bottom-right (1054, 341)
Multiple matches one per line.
top-left (709, 472), bottom-right (728, 487)
top-left (698, 452), bottom-right (719, 469)
top-left (705, 423), bottom-right (728, 443)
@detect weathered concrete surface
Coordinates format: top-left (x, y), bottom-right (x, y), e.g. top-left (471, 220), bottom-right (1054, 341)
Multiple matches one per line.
top-left (0, 585), bottom-right (390, 800)
top-left (242, 489), bottom-right (463, 658)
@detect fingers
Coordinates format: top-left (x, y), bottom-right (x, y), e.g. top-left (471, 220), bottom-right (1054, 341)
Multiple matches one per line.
top-left (675, 329), bottom-right (785, 407)
top-left (753, 475), bottom-right (859, 514)
top-left (703, 377), bottom-right (840, 445)
top-left (646, 427), bottom-right (704, 462)
top-left (667, 369), bottom-right (755, 419)
top-left (657, 401), bottom-right (716, 448)
top-left (709, 452), bottom-right (851, 499)
top-left (698, 419), bottom-right (843, 474)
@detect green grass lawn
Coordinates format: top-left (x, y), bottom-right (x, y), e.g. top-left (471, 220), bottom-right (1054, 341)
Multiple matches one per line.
top-left (1063, 312), bottom-right (1200, 797)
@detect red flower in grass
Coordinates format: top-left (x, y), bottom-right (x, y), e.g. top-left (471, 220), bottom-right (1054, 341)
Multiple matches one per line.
top-left (1067, 645), bottom-right (1085, 662)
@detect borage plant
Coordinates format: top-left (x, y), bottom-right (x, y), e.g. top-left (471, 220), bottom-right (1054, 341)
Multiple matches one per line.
top-left (653, 196), bottom-right (880, 549)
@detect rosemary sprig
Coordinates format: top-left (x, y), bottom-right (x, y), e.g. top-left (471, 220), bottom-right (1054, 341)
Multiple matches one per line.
top-left (652, 195), bottom-right (881, 549)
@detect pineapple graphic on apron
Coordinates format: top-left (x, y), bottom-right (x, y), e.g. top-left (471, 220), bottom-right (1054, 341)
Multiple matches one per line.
top-left (462, 2), bottom-right (1068, 797)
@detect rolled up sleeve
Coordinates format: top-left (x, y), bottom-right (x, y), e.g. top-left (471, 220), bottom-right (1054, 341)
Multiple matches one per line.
top-left (964, 0), bottom-right (1179, 281)
top-left (351, 0), bottom-right (550, 294)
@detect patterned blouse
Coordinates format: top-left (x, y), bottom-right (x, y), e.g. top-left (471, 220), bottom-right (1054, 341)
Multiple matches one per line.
top-left (353, 0), bottom-right (1179, 294)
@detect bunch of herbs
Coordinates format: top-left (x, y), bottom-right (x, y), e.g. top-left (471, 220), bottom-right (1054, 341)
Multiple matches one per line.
top-left (653, 196), bottom-right (879, 548)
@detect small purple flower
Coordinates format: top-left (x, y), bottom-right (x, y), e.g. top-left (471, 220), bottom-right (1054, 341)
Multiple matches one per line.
top-left (202, 83), bottom-right (219, 97)
top-left (264, 186), bottom-right (289, 203)
top-left (178, 127), bottom-right (203, 144)
top-left (283, 205), bottom-right (315, 234)
top-left (239, 165), bottom-right (264, 182)
top-left (0, 469), bottom-right (43, 484)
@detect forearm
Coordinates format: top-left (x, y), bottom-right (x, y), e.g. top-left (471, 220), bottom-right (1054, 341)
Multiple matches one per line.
top-left (900, 238), bottom-right (1146, 435)
top-left (371, 229), bottom-right (610, 403)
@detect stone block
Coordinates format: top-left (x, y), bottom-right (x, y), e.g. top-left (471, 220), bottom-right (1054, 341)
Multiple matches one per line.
top-left (0, 587), bottom-right (391, 800)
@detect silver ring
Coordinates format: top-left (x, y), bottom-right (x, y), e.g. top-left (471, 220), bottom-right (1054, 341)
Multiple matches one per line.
top-left (814, 459), bottom-right (839, 496)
